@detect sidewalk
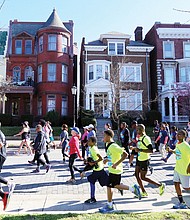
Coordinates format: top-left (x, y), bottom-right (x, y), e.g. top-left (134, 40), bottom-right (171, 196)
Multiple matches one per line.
top-left (0, 140), bottom-right (189, 214)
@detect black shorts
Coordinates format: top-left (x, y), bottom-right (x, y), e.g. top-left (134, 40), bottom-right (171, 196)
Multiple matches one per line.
top-left (136, 158), bottom-right (150, 171)
top-left (131, 149), bottom-right (138, 155)
top-left (107, 173), bottom-right (121, 188)
top-left (87, 169), bottom-right (108, 186)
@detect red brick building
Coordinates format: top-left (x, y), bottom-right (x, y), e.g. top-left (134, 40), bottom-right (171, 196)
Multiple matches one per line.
top-left (145, 22), bottom-right (190, 123)
top-left (5, 9), bottom-right (77, 122)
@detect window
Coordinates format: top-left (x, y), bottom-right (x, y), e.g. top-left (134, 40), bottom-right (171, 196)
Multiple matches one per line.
top-left (48, 35), bottom-right (56, 51)
top-left (47, 95), bottom-right (56, 112)
top-left (180, 67), bottom-right (190, 82)
top-left (96, 65), bottom-right (103, 79)
top-left (120, 65), bottom-right (141, 82)
top-left (108, 42), bottom-right (124, 55)
top-left (89, 65), bottom-right (94, 80)
top-left (38, 65), bottom-right (42, 82)
top-left (25, 40), bottom-right (32, 54)
top-left (163, 41), bottom-right (174, 58)
top-left (47, 63), bottom-right (56, 81)
top-left (25, 66), bottom-right (34, 85)
top-left (61, 95), bottom-right (68, 116)
top-left (13, 66), bottom-right (21, 82)
top-left (184, 42), bottom-right (190, 58)
top-left (62, 36), bottom-right (68, 53)
top-left (105, 65), bottom-right (109, 80)
top-left (39, 36), bottom-right (43, 53)
top-left (120, 91), bottom-right (142, 111)
top-left (37, 97), bottom-right (42, 115)
top-left (164, 67), bottom-right (175, 84)
top-left (15, 40), bottom-right (22, 54)
top-left (62, 64), bottom-right (68, 82)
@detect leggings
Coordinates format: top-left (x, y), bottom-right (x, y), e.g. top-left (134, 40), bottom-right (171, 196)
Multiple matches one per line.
top-left (68, 153), bottom-right (81, 179)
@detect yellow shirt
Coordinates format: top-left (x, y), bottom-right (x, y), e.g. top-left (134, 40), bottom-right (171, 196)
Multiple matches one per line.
top-left (174, 141), bottom-right (190, 176)
top-left (89, 145), bottom-right (104, 171)
top-left (107, 142), bottom-right (124, 174)
top-left (137, 135), bottom-right (152, 161)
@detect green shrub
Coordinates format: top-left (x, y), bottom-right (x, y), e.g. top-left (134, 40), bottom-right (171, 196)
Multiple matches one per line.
top-left (81, 118), bottom-right (97, 127)
top-left (20, 115), bottom-right (34, 126)
top-left (0, 114), bottom-right (12, 126)
top-left (146, 110), bottom-right (162, 126)
top-left (59, 116), bottom-right (73, 127)
top-left (45, 110), bottom-right (60, 126)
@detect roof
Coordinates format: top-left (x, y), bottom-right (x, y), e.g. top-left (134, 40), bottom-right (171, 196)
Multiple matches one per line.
top-left (11, 9), bottom-right (71, 37)
top-left (85, 40), bottom-right (106, 46)
top-left (129, 40), bottom-right (153, 47)
top-left (41, 9), bottom-right (70, 32)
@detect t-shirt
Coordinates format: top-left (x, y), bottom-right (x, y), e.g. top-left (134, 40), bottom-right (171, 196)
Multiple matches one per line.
top-left (106, 142), bottom-right (124, 174)
top-left (137, 135), bottom-right (152, 161)
top-left (159, 130), bottom-right (168, 144)
top-left (174, 141), bottom-right (190, 176)
top-left (89, 145), bottom-right (103, 171)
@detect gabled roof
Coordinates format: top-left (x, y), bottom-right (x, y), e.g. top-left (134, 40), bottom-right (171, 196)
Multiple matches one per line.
top-left (41, 9), bottom-right (70, 33)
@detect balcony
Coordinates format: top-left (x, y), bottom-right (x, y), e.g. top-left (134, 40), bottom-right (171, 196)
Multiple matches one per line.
top-left (162, 82), bottom-right (190, 92)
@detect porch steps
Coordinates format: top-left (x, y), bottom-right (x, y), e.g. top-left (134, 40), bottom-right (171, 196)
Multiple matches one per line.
top-left (96, 118), bottom-right (112, 148)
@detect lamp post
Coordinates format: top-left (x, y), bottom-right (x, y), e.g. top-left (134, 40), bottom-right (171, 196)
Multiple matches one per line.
top-left (71, 85), bottom-right (77, 127)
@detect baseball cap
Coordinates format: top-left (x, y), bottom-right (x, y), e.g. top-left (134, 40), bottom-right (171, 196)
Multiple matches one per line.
top-left (71, 127), bottom-right (80, 134)
top-left (88, 124), bottom-right (94, 129)
top-left (83, 126), bottom-right (89, 129)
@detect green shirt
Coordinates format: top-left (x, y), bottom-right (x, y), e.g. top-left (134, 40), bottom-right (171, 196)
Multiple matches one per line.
top-left (174, 141), bottom-right (190, 176)
top-left (137, 135), bottom-right (152, 161)
top-left (107, 142), bottom-right (124, 174)
top-left (89, 145), bottom-right (104, 171)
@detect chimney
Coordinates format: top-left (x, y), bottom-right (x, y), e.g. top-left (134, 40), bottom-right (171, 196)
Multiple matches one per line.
top-left (134, 26), bottom-right (143, 41)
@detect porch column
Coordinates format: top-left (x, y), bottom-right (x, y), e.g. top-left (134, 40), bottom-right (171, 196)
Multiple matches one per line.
top-left (169, 96), bottom-right (173, 122)
top-left (161, 97), bottom-right (165, 122)
top-left (174, 96), bottom-right (178, 122)
top-left (86, 91), bottom-right (90, 110)
top-left (29, 93), bottom-right (33, 115)
top-left (108, 91), bottom-right (112, 118)
top-left (2, 94), bottom-right (6, 114)
top-left (91, 92), bottom-right (94, 111)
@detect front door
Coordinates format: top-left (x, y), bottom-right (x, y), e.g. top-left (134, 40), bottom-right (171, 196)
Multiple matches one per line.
top-left (94, 93), bottom-right (108, 117)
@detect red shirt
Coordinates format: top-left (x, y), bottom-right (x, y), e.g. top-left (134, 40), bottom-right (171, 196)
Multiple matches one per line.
top-left (69, 135), bottom-right (81, 157)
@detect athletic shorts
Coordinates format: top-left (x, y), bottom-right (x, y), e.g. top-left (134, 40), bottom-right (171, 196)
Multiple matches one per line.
top-left (136, 158), bottom-right (150, 171)
top-left (131, 149), bottom-right (138, 155)
top-left (107, 173), bottom-right (121, 188)
top-left (173, 170), bottom-right (190, 188)
top-left (87, 169), bottom-right (108, 186)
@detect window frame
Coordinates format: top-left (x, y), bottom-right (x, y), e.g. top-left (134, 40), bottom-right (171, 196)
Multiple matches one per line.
top-left (48, 34), bottom-right (57, 51)
top-left (38, 65), bottom-right (42, 82)
top-left (15, 39), bottom-right (22, 54)
top-left (13, 66), bottom-right (21, 82)
top-left (61, 95), bottom-right (68, 116)
top-left (120, 90), bottom-right (143, 111)
top-left (108, 42), bottom-right (125, 55)
top-left (47, 63), bottom-right (56, 81)
top-left (183, 42), bottom-right (190, 58)
top-left (120, 64), bottom-right (142, 82)
top-left (25, 40), bottom-right (32, 54)
top-left (47, 95), bottom-right (56, 112)
top-left (62, 36), bottom-right (68, 53)
top-left (62, 64), bottom-right (68, 83)
top-left (163, 41), bottom-right (175, 59)
top-left (39, 36), bottom-right (43, 53)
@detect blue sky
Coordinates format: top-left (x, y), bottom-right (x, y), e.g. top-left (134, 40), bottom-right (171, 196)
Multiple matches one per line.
top-left (0, 0), bottom-right (190, 47)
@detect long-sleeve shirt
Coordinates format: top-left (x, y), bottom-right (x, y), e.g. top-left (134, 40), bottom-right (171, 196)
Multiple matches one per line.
top-left (68, 135), bottom-right (81, 157)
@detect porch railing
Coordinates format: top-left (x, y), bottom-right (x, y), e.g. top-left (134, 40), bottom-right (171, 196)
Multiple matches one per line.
top-left (163, 115), bottom-right (189, 122)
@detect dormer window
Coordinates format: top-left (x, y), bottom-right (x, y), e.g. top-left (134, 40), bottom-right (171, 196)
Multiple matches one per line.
top-left (15, 40), bottom-right (22, 54)
top-left (108, 42), bottom-right (125, 55)
top-left (163, 41), bottom-right (174, 58)
top-left (25, 40), bottom-right (32, 54)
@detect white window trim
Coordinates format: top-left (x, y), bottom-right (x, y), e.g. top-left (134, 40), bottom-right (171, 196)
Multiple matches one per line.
top-left (48, 34), bottom-right (57, 51)
top-left (163, 41), bottom-right (175, 59)
top-left (61, 95), bottom-right (68, 116)
top-left (120, 90), bottom-right (143, 111)
top-left (15, 39), bottom-right (22, 54)
top-left (62, 64), bottom-right (68, 83)
top-left (164, 66), bottom-right (176, 85)
top-left (47, 63), bottom-right (56, 81)
top-left (25, 40), bottom-right (32, 54)
top-left (86, 60), bottom-right (111, 83)
top-left (108, 39), bottom-right (125, 56)
top-left (183, 41), bottom-right (190, 58)
top-left (120, 63), bottom-right (142, 82)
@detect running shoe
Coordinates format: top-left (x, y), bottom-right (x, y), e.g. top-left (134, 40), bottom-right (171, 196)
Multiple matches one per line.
top-left (159, 183), bottom-right (166, 195)
top-left (173, 202), bottom-right (188, 209)
top-left (46, 164), bottom-right (51, 173)
top-left (31, 168), bottom-right (40, 173)
top-left (2, 192), bottom-right (10, 211)
top-left (84, 198), bottom-right (97, 204)
top-left (8, 182), bottom-right (15, 194)
top-left (118, 189), bottom-right (123, 196)
top-left (99, 204), bottom-right (114, 213)
top-left (132, 184), bottom-right (141, 200)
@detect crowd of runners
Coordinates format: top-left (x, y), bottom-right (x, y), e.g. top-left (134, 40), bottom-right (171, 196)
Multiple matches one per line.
top-left (0, 119), bottom-right (189, 212)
